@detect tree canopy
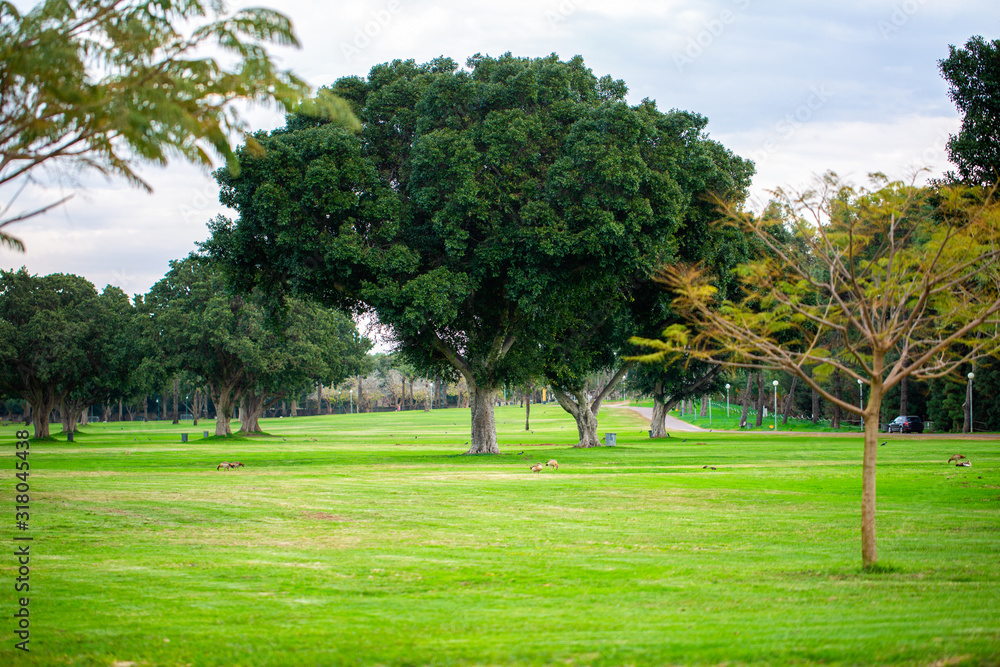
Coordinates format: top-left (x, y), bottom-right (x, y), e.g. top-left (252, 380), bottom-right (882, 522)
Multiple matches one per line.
top-left (0, 0), bottom-right (358, 250)
top-left (940, 35), bottom-right (1000, 185)
top-left (143, 256), bottom-right (369, 436)
top-left (0, 268), bottom-right (136, 437)
top-left (205, 52), bottom-right (751, 453)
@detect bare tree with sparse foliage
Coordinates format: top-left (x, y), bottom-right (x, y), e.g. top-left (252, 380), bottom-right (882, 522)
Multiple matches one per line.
top-left (632, 173), bottom-right (1000, 569)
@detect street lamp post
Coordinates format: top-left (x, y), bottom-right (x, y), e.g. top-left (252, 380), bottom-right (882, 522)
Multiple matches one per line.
top-left (772, 380), bottom-right (779, 431)
top-left (858, 378), bottom-right (864, 429)
top-left (968, 372), bottom-right (975, 433)
top-left (725, 383), bottom-right (731, 418)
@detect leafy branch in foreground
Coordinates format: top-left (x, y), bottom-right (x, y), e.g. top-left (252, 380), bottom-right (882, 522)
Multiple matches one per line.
top-left (0, 0), bottom-right (358, 249)
top-left (632, 172), bottom-right (1000, 569)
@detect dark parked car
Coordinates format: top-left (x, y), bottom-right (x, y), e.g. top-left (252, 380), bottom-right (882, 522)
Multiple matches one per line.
top-left (887, 415), bottom-right (924, 433)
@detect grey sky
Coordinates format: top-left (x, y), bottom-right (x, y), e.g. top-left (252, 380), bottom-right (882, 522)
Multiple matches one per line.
top-left (3, 0), bottom-right (997, 299)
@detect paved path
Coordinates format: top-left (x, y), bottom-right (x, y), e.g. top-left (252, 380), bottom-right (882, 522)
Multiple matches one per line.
top-left (615, 405), bottom-right (706, 433)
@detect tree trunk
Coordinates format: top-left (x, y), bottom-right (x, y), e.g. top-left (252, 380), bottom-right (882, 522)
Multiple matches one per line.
top-left (551, 388), bottom-right (602, 448)
top-left (172, 376), bottom-right (180, 424)
top-left (357, 375), bottom-right (365, 413)
top-left (739, 374), bottom-right (752, 428)
top-left (192, 390), bottom-right (199, 426)
top-left (143, 395), bottom-right (148, 423)
top-left (118, 400), bottom-right (123, 423)
top-left (26, 388), bottom-right (60, 439)
top-left (962, 393), bottom-right (971, 433)
top-left (782, 376), bottom-right (798, 425)
top-left (240, 389), bottom-right (268, 434)
top-left (831, 374), bottom-right (842, 429)
top-left (211, 385), bottom-right (236, 436)
top-left (899, 375), bottom-right (909, 416)
top-left (524, 390), bottom-right (531, 430)
top-left (861, 381), bottom-right (884, 569)
top-left (466, 384), bottom-right (500, 454)
top-left (59, 399), bottom-right (86, 434)
top-left (31, 404), bottom-right (51, 438)
top-left (650, 394), bottom-right (668, 437)
top-left (699, 395), bottom-right (708, 418)
top-left (754, 373), bottom-right (764, 427)
top-left (811, 387), bottom-right (820, 425)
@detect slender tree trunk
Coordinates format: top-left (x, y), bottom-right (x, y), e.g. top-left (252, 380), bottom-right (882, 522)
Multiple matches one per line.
top-left (831, 374), bottom-right (842, 429)
top-left (811, 387), bottom-right (820, 425)
top-left (466, 384), bottom-right (500, 454)
top-left (782, 376), bottom-right (798, 425)
top-left (143, 395), bottom-right (148, 423)
top-left (118, 400), bottom-right (123, 423)
top-left (357, 375), bottom-right (365, 413)
top-left (172, 377), bottom-right (180, 424)
top-left (861, 379), bottom-right (884, 569)
top-left (899, 375), bottom-right (909, 416)
top-left (739, 374), bottom-right (752, 428)
top-left (754, 373), bottom-right (764, 427)
top-left (192, 390), bottom-right (199, 426)
top-left (24, 401), bottom-right (31, 427)
top-left (962, 393), bottom-right (971, 434)
top-left (699, 395), bottom-right (708, 417)
top-left (524, 390), bottom-right (531, 430)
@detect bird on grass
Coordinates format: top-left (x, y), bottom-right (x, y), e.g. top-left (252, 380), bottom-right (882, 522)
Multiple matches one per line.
top-left (956, 460), bottom-right (972, 467)
top-left (546, 459), bottom-right (559, 469)
top-left (702, 465), bottom-right (717, 470)
top-left (517, 451), bottom-right (524, 455)
top-left (530, 463), bottom-right (544, 473)
top-left (682, 439), bottom-right (688, 443)
top-left (948, 454), bottom-right (967, 463)
top-left (880, 441), bottom-right (887, 446)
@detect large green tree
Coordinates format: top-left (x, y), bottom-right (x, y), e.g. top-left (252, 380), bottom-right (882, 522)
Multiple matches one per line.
top-left (0, 269), bottom-right (121, 437)
top-left (144, 256), bottom-right (368, 435)
top-left (205, 53), bottom-right (742, 453)
top-left (540, 116), bottom-right (754, 446)
top-left (939, 35), bottom-right (1000, 185)
top-left (0, 0), bottom-right (358, 249)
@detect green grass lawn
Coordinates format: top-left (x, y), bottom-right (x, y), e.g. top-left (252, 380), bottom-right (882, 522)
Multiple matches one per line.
top-left (2, 404), bottom-right (999, 666)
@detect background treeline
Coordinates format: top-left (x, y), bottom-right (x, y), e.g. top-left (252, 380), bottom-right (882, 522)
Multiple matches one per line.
top-left (0, 258), bottom-right (371, 438)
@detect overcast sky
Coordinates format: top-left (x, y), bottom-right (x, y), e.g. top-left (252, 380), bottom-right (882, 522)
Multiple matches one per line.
top-left (3, 0), bottom-right (998, 301)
